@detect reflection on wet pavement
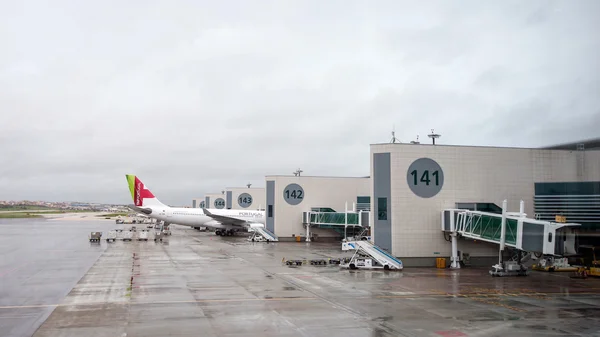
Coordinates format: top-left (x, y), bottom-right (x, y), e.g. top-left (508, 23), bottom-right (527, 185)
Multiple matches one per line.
top-left (0, 219), bottom-right (117, 337)
top-left (2, 223), bottom-right (599, 337)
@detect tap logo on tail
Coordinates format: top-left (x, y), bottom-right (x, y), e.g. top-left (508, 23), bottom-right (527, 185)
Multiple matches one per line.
top-left (126, 175), bottom-right (155, 206)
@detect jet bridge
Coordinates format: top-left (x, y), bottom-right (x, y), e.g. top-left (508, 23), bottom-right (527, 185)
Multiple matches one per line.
top-left (442, 206), bottom-right (580, 269)
top-left (302, 209), bottom-right (370, 241)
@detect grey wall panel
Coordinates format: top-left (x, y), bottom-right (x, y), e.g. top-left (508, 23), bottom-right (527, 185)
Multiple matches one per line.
top-left (535, 181), bottom-right (600, 195)
top-left (534, 182), bottom-right (600, 228)
top-left (522, 222), bottom-right (544, 253)
top-left (444, 210), bottom-right (451, 231)
top-left (192, 200), bottom-right (197, 208)
top-left (373, 153), bottom-right (392, 252)
top-left (205, 197), bottom-right (210, 209)
top-left (266, 180), bottom-right (275, 232)
top-left (226, 191), bottom-right (232, 209)
top-left (361, 211), bottom-right (370, 227)
top-left (554, 229), bottom-right (565, 256)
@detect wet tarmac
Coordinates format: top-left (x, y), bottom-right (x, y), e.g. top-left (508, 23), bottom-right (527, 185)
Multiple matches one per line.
top-left (0, 218), bottom-right (116, 337)
top-left (3, 223), bottom-right (600, 337)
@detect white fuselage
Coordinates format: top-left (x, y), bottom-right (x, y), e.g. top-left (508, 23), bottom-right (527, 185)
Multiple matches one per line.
top-left (147, 206), bottom-right (265, 231)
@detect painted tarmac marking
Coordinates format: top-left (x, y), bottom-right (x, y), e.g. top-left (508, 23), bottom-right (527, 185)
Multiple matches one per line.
top-left (39, 250), bottom-right (73, 252)
top-left (464, 295), bottom-right (527, 312)
top-left (435, 331), bottom-right (467, 337)
top-left (0, 296), bottom-right (321, 310)
top-left (0, 265), bottom-right (29, 278)
top-left (389, 291), bottom-right (415, 296)
top-left (3, 291), bottom-right (597, 310)
top-left (0, 304), bottom-right (59, 309)
top-left (0, 259), bottom-right (39, 278)
top-left (0, 267), bottom-right (21, 278)
top-left (186, 287), bottom-right (241, 290)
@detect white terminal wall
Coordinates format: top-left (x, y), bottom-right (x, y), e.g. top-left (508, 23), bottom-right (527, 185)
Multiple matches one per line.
top-left (204, 193), bottom-right (226, 209)
top-left (191, 198), bottom-right (204, 208)
top-left (370, 144), bottom-right (600, 260)
top-left (225, 187), bottom-right (266, 210)
top-left (265, 176), bottom-right (370, 239)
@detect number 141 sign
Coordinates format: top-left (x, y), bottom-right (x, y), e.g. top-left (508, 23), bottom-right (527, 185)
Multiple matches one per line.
top-left (406, 158), bottom-right (444, 198)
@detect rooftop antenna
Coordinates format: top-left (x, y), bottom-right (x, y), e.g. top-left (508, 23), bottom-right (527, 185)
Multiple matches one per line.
top-left (293, 168), bottom-right (303, 177)
top-left (410, 135), bottom-right (420, 144)
top-left (246, 183), bottom-right (252, 188)
top-left (390, 125), bottom-right (400, 143)
top-left (428, 129), bottom-right (441, 145)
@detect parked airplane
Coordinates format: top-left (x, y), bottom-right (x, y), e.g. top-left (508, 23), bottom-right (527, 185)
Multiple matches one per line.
top-left (125, 174), bottom-right (266, 236)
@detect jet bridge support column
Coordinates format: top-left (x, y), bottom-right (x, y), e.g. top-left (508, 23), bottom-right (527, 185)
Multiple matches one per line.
top-left (450, 232), bottom-right (460, 269)
top-left (499, 199), bottom-right (508, 265)
top-left (305, 224), bottom-right (311, 242)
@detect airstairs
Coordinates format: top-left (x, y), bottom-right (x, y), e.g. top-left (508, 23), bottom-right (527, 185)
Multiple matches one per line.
top-left (341, 241), bottom-right (403, 270)
top-left (250, 226), bottom-right (279, 242)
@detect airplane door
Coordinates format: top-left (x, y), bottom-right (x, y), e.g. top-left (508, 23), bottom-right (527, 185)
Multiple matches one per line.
top-left (166, 209), bottom-right (173, 218)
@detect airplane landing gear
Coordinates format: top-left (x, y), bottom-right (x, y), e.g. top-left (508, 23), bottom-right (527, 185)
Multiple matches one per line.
top-left (215, 230), bottom-right (236, 236)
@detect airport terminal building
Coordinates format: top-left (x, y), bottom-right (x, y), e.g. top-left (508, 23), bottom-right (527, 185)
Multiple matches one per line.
top-left (224, 187), bottom-right (265, 210)
top-left (194, 138), bottom-right (599, 267)
top-left (264, 175), bottom-right (370, 240)
top-left (194, 188), bottom-right (265, 210)
top-left (371, 140), bottom-right (600, 266)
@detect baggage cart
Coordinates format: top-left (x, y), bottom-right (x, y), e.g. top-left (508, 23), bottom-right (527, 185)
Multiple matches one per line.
top-left (106, 230), bottom-right (117, 242)
top-left (89, 232), bottom-right (102, 242)
top-left (138, 229), bottom-right (149, 241)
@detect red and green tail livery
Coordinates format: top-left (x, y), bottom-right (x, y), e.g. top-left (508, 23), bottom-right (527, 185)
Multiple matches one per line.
top-left (126, 174), bottom-right (156, 206)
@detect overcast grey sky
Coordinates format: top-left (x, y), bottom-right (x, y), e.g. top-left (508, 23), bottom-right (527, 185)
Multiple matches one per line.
top-left (1, 0), bottom-right (599, 205)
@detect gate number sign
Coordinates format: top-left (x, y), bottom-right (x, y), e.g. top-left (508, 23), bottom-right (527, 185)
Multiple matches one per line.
top-left (214, 198), bottom-right (225, 209)
top-left (238, 193), bottom-right (253, 208)
top-left (283, 183), bottom-right (304, 205)
top-left (406, 158), bottom-right (444, 198)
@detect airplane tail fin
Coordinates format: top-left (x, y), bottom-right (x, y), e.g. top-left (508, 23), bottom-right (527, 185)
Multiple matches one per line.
top-left (126, 174), bottom-right (167, 208)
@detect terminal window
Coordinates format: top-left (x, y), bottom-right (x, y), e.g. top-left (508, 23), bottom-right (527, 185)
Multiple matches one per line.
top-left (268, 205), bottom-right (273, 218)
top-left (378, 197), bottom-right (387, 220)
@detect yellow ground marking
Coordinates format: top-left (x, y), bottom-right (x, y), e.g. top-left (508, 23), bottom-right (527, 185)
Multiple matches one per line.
top-left (1, 291), bottom-right (599, 310)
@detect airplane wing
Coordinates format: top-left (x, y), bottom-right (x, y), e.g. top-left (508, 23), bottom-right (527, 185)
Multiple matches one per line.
top-left (202, 208), bottom-right (247, 227)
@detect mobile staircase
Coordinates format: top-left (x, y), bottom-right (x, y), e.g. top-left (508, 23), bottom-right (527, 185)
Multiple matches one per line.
top-left (248, 226), bottom-right (279, 242)
top-left (342, 227), bottom-right (371, 251)
top-left (341, 240), bottom-right (403, 271)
